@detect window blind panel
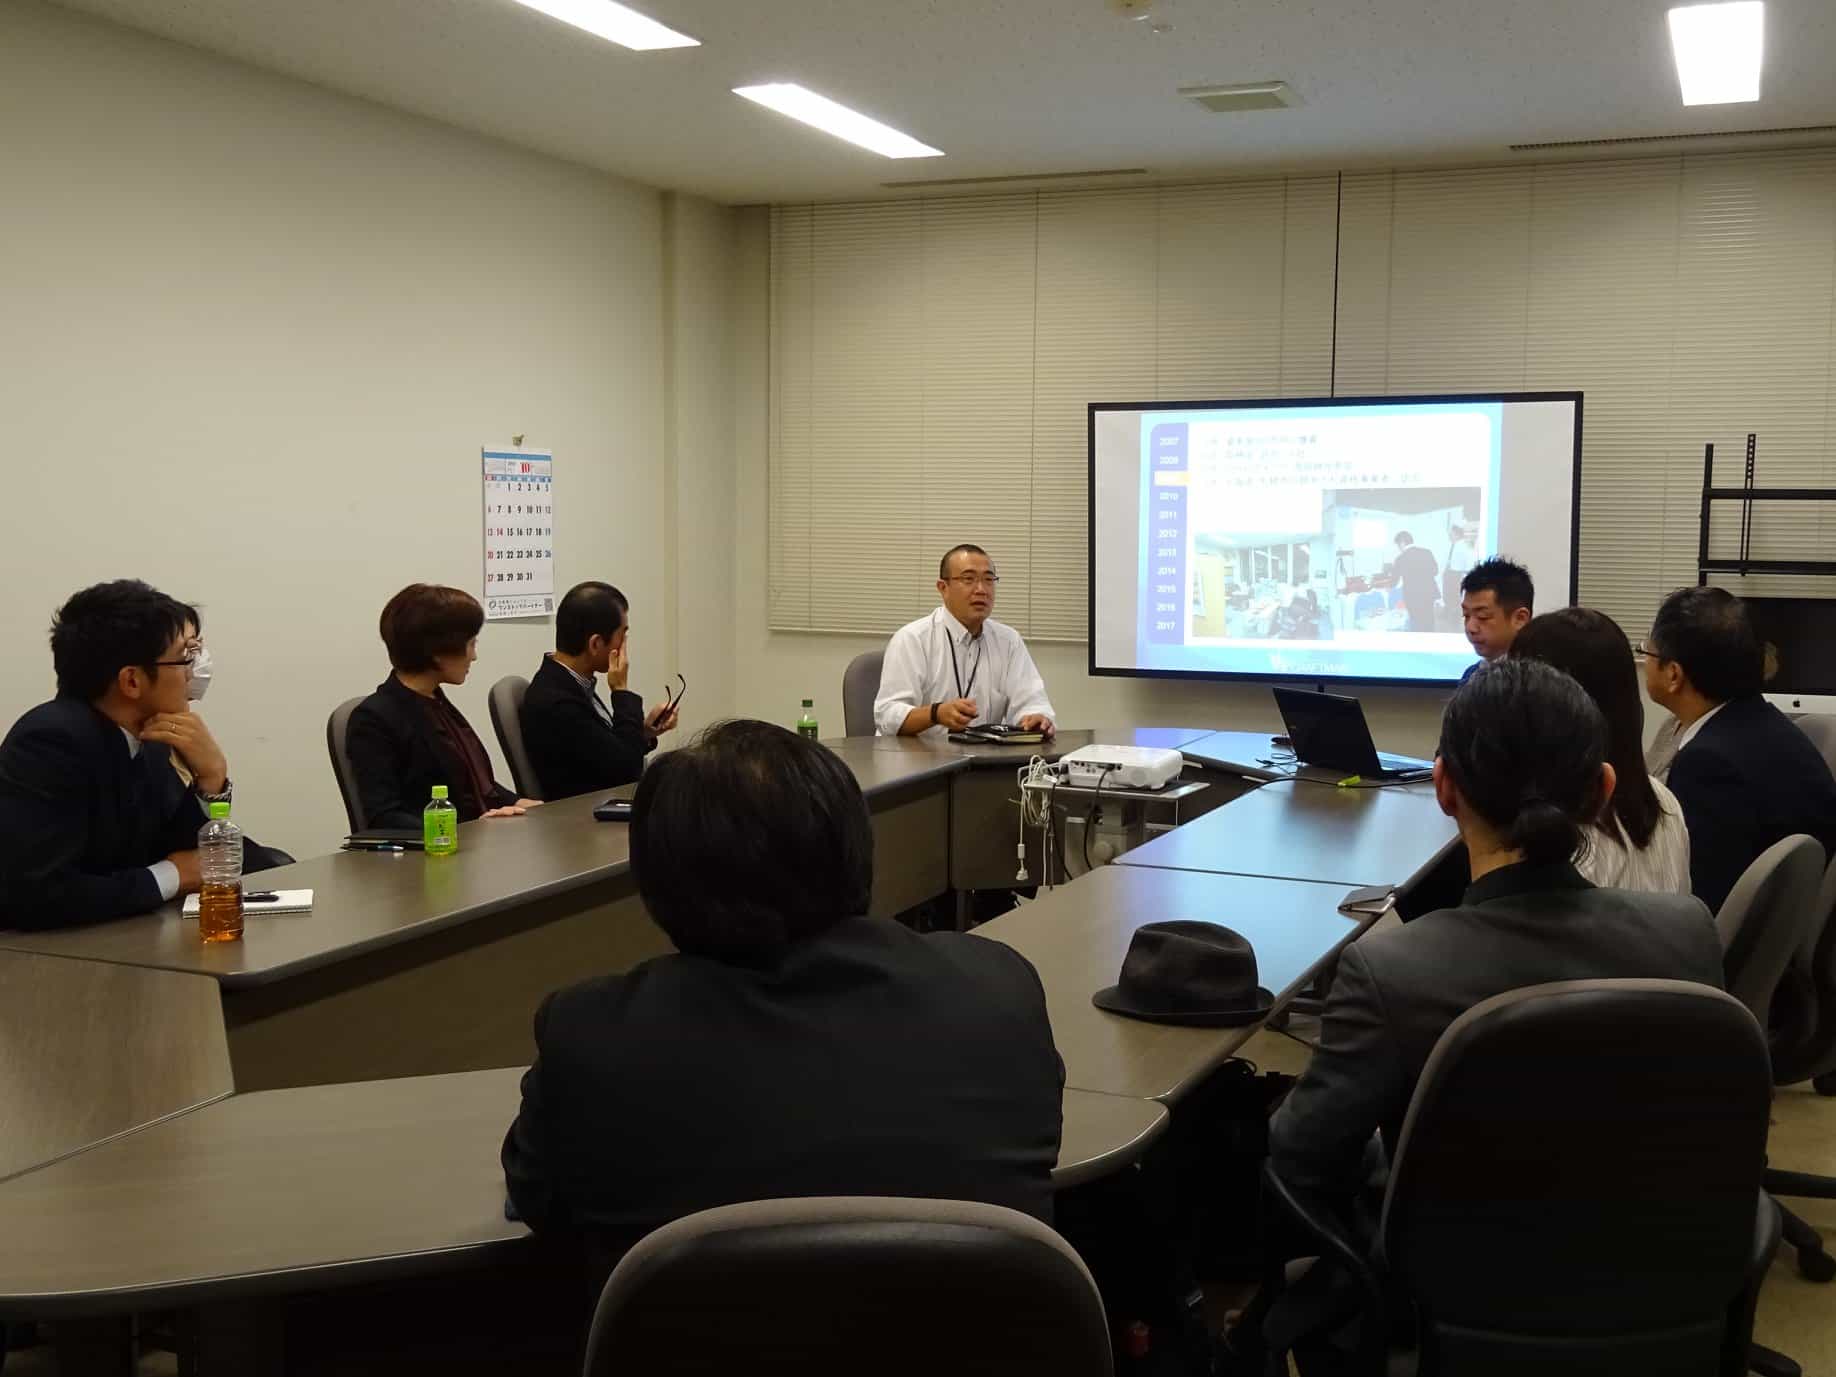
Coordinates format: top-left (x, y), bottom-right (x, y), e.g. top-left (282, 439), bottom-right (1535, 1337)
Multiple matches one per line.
top-left (1669, 150), bottom-right (1836, 603)
top-left (769, 205), bottom-right (816, 628)
top-left (807, 201), bottom-right (926, 634)
top-left (1330, 173), bottom-right (1397, 396)
top-left (1154, 180), bottom-right (1292, 401)
top-left (918, 194), bottom-right (1041, 634)
top-left (1380, 167), bottom-right (1535, 396)
top-left (1521, 158), bottom-right (1683, 631)
top-left (1030, 188), bottom-right (1158, 640)
top-left (1278, 176), bottom-right (1342, 397)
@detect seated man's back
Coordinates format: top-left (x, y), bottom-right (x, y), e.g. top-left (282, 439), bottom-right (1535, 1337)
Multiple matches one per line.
top-left (501, 718), bottom-right (1063, 1282)
top-left (1667, 696), bottom-right (1836, 913)
top-left (502, 914), bottom-right (1062, 1269)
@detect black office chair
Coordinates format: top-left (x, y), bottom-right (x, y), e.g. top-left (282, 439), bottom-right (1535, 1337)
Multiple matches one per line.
top-left (1259, 979), bottom-right (1778, 1377)
top-left (1756, 853), bottom-right (1836, 1284)
top-left (1713, 836), bottom-right (1834, 1299)
top-left (487, 674), bottom-right (543, 800)
top-left (326, 696), bottom-right (367, 833)
top-left (841, 648), bottom-right (885, 737)
top-left (583, 1196), bottom-right (1111, 1377)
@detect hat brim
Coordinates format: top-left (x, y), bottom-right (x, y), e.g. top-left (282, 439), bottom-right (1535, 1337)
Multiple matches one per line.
top-left (1091, 984), bottom-right (1275, 1028)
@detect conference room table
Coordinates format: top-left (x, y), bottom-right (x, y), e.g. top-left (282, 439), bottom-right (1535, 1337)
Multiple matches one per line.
top-left (975, 864), bottom-right (1381, 1103)
top-left (0, 1071), bottom-right (1167, 1323)
top-left (0, 728), bottom-right (1253, 1091)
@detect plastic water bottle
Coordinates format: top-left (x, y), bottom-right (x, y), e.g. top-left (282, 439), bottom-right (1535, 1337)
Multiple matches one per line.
top-left (796, 699), bottom-right (819, 740)
top-left (424, 784), bottom-right (459, 856)
top-left (197, 801), bottom-right (244, 943)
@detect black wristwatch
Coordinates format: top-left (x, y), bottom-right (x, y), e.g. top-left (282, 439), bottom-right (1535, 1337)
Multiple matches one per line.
top-left (929, 702), bottom-right (940, 727)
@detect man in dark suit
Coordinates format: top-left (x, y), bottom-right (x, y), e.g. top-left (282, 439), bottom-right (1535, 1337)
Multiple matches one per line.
top-left (0, 581), bottom-right (233, 928)
top-left (519, 582), bottom-right (678, 800)
top-left (1645, 586), bottom-right (1836, 913)
top-left (502, 719), bottom-right (1064, 1285)
top-left (1244, 662), bottom-right (1723, 1375)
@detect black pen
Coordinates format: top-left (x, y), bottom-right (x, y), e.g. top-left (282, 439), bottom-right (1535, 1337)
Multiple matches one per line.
top-left (245, 891), bottom-right (281, 903)
top-left (346, 842), bottom-right (406, 853)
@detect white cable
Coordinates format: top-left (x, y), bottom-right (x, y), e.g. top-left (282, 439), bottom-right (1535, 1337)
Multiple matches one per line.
top-left (1016, 756), bottom-right (1060, 886)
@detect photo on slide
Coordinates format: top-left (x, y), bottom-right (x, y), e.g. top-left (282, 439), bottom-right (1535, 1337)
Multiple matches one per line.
top-left (1190, 487), bottom-right (1481, 642)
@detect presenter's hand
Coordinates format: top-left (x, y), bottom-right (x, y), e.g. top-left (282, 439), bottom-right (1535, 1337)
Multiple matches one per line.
top-left (1018, 714), bottom-right (1056, 739)
top-left (607, 643), bottom-right (630, 692)
top-left (142, 711), bottom-right (229, 795)
top-left (166, 849), bottom-right (203, 896)
top-left (644, 702), bottom-right (680, 738)
top-left (482, 805), bottom-right (529, 819)
top-left (936, 698), bottom-right (978, 731)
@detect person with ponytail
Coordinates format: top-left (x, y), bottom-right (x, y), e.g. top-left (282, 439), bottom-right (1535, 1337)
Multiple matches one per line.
top-left (1510, 607), bottom-right (1690, 894)
top-left (1246, 659), bottom-right (1724, 1375)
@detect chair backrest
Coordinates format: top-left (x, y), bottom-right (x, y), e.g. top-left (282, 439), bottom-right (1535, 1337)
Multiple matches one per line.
top-left (487, 675), bottom-right (541, 800)
top-left (1794, 713), bottom-right (1836, 780)
top-left (1382, 979), bottom-right (1772, 1377)
top-left (326, 696), bottom-right (367, 833)
top-left (1717, 833), bottom-right (1825, 1030)
top-left (1770, 854), bottom-right (1836, 1086)
top-left (583, 1197), bottom-right (1110, 1377)
top-left (842, 649), bottom-right (886, 737)
top-left (0, 952), bottom-right (233, 1182)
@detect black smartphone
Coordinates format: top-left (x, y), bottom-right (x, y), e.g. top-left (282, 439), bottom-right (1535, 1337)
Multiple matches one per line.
top-left (594, 798), bottom-right (635, 822)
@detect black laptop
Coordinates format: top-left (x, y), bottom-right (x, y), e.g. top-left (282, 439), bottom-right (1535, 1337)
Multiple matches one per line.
top-left (1272, 687), bottom-right (1433, 780)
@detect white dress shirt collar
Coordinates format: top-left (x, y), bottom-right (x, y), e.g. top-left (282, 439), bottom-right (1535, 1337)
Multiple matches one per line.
top-left (937, 607), bottom-right (983, 644)
top-left (120, 725), bottom-right (142, 759)
top-left (1674, 701), bottom-right (1727, 755)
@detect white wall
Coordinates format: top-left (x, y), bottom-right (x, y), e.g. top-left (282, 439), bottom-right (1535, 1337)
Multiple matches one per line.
top-left (0, 0), bottom-right (683, 858)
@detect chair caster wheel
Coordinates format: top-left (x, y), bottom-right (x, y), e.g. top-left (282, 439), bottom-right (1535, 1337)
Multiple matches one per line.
top-left (1798, 1246), bottom-right (1836, 1284)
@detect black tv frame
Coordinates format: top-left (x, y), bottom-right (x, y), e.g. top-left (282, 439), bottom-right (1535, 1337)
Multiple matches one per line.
top-left (1086, 390), bottom-right (1584, 689)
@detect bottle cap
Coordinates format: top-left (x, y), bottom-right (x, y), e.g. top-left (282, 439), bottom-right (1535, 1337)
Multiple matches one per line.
top-left (208, 801), bottom-right (231, 820)
top-left (431, 785), bottom-right (450, 800)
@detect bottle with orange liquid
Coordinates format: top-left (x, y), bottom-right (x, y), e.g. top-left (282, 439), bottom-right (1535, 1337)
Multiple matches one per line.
top-left (197, 800), bottom-right (244, 943)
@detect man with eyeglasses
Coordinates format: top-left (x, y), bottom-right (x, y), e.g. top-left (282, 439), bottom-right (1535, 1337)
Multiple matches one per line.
top-left (874, 545), bottom-right (1056, 739)
top-left (0, 580), bottom-right (233, 927)
top-left (1641, 585), bottom-right (1836, 912)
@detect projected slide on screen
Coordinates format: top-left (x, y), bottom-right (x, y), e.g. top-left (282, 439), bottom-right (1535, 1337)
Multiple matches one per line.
top-left (1090, 393), bottom-right (1580, 686)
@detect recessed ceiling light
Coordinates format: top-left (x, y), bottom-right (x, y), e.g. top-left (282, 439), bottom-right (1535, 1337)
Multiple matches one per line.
top-left (733, 84), bottom-right (943, 159)
top-left (508, 0), bottom-right (698, 51)
top-left (1667, 2), bottom-right (1764, 106)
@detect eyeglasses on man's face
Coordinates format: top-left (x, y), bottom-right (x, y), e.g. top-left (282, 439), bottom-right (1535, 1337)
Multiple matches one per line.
top-left (154, 649), bottom-right (199, 674)
top-left (947, 573), bottom-right (1000, 589)
top-left (1633, 641), bottom-right (1665, 662)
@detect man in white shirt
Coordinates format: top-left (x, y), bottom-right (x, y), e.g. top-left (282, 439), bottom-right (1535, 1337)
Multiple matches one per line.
top-left (875, 545), bottom-right (1056, 739)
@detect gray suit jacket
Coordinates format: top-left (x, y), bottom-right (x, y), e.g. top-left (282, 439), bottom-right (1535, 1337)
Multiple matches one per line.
top-left (1268, 862), bottom-right (1724, 1198)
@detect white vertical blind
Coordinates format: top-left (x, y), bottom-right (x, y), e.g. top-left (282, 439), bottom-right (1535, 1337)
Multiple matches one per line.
top-left (769, 177), bottom-right (1341, 638)
top-left (770, 152), bottom-right (1836, 643)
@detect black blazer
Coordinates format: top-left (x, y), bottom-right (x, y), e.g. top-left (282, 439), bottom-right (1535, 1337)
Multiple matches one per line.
top-left (519, 656), bottom-right (654, 801)
top-left (1666, 696), bottom-right (1836, 914)
top-left (1269, 863), bottom-right (1723, 1198)
top-left (0, 697), bottom-right (205, 929)
top-left (501, 915), bottom-right (1065, 1277)
top-left (345, 675), bottom-right (515, 829)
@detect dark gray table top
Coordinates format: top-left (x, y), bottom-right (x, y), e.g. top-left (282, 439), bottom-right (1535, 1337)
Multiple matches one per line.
top-left (976, 865), bottom-right (1373, 1103)
top-left (0, 1069), bottom-right (1165, 1315)
top-left (0, 792), bottom-right (635, 989)
top-left (1114, 775), bottom-right (1457, 890)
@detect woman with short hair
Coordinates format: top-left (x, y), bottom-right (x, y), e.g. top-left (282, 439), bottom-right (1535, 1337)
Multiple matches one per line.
top-left (345, 583), bottom-right (538, 829)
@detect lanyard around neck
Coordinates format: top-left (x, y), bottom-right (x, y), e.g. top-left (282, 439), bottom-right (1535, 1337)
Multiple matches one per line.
top-left (941, 610), bottom-right (982, 700)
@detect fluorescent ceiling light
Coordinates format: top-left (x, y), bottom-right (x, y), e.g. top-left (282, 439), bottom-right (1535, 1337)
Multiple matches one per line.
top-left (1667, 2), bottom-right (1764, 105)
top-left (733, 84), bottom-right (943, 158)
top-left (509, 0), bottom-right (698, 50)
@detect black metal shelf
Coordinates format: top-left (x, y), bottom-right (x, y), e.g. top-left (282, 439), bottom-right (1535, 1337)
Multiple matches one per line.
top-left (1697, 433), bottom-right (1836, 583)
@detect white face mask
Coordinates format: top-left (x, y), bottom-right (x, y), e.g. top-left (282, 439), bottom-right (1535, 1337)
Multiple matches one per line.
top-left (187, 645), bottom-right (214, 701)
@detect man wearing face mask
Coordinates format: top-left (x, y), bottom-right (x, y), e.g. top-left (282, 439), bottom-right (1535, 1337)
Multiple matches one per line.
top-left (0, 581), bottom-right (266, 928)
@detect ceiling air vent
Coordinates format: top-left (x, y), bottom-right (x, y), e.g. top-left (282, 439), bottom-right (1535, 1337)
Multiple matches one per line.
top-left (1511, 124), bottom-right (1836, 152)
top-left (1180, 82), bottom-right (1299, 113)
